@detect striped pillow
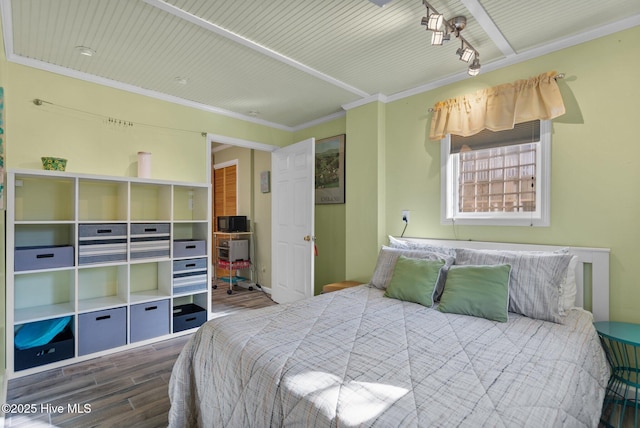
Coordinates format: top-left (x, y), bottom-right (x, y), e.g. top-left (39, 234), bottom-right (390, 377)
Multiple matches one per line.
top-left (370, 246), bottom-right (454, 293)
top-left (454, 248), bottom-right (573, 323)
top-left (388, 236), bottom-right (457, 257)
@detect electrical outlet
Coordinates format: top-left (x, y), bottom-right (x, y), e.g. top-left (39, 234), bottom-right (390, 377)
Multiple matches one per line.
top-left (402, 210), bottom-right (410, 223)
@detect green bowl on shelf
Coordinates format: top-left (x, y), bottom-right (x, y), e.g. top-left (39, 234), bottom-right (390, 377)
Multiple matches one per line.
top-left (41, 157), bottom-right (67, 171)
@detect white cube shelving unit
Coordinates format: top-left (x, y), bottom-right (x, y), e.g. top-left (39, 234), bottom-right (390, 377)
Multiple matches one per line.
top-left (6, 169), bottom-right (211, 377)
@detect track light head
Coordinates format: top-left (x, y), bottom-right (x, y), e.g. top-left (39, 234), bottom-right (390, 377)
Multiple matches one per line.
top-left (468, 57), bottom-right (481, 76)
top-left (427, 13), bottom-right (444, 31)
top-left (421, 1), bottom-right (442, 30)
top-left (459, 46), bottom-right (475, 62)
top-left (431, 31), bottom-right (444, 46)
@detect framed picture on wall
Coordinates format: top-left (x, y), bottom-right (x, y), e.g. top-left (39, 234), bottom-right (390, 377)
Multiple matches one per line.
top-left (315, 134), bottom-right (345, 204)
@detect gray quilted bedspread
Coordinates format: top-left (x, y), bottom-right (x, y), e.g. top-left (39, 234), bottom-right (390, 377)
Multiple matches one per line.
top-left (168, 285), bottom-right (609, 427)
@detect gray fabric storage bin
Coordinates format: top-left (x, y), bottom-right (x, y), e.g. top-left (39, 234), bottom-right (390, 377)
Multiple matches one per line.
top-left (15, 245), bottom-right (74, 271)
top-left (14, 324), bottom-right (75, 371)
top-left (173, 239), bottom-right (206, 258)
top-left (173, 303), bottom-right (207, 333)
top-left (130, 299), bottom-right (170, 342)
top-left (78, 223), bottom-right (127, 265)
top-left (173, 258), bottom-right (208, 294)
top-left (78, 307), bottom-right (127, 355)
top-left (130, 223), bottom-right (170, 260)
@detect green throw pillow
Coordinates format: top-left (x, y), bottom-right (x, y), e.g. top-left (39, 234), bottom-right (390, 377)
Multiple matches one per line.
top-left (437, 264), bottom-right (511, 322)
top-left (384, 256), bottom-right (445, 307)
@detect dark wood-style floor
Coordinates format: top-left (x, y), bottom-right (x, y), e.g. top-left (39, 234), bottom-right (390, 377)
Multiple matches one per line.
top-left (4, 285), bottom-right (277, 427)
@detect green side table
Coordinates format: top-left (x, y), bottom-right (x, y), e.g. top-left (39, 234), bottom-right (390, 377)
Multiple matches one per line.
top-left (594, 321), bottom-right (640, 428)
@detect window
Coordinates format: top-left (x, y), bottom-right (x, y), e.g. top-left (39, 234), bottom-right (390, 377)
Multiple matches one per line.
top-left (441, 120), bottom-right (551, 227)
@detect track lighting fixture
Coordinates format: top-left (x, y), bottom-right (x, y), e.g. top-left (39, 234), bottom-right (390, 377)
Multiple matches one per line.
top-left (420, 0), bottom-right (481, 76)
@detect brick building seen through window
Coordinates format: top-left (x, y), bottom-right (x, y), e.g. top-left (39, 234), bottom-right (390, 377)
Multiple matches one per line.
top-left (458, 142), bottom-right (536, 213)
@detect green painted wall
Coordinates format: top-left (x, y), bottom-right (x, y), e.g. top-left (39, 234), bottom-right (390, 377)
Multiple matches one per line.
top-left (344, 101), bottom-right (387, 283)
top-left (252, 150), bottom-right (272, 290)
top-left (345, 26), bottom-right (640, 323)
top-left (4, 62), bottom-right (291, 181)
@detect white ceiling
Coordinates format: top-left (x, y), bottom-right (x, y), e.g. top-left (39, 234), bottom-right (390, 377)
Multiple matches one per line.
top-left (2, 0), bottom-right (639, 130)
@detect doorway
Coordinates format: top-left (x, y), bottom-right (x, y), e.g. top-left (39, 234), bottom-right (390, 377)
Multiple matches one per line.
top-left (208, 134), bottom-right (315, 302)
top-left (210, 140), bottom-right (272, 293)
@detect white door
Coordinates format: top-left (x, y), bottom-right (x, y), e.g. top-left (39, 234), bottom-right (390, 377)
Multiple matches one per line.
top-left (271, 138), bottom-right (315, 304)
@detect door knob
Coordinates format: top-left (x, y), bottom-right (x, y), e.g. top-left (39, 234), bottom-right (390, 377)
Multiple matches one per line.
top-left (304, 235), bottom-right (311, 241)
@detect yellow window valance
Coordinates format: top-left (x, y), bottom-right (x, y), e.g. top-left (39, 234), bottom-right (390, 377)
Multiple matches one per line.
top-left (429, 71), bottom-right (565, 140)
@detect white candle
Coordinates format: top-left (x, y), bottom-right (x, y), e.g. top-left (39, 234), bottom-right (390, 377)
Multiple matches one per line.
top-left (137, 152), bottom-right (152, 178)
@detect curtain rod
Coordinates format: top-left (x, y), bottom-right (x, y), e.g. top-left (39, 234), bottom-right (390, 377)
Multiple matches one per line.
top-left (427, 73), bottom-right (565, 112)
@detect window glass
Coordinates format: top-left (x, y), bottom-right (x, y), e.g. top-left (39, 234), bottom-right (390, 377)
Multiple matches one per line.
top-left (441, 120), bottom-right (550, 227)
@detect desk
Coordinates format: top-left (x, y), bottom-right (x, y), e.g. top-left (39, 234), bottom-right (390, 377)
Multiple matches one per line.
top-left (594, 321), bottom-right (640, 428)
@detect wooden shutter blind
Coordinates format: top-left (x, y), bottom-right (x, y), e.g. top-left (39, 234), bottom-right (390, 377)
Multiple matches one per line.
top-left (213, 164), bottom-right (237, 231)
top-left (213, 163), bottom-right (238, 279)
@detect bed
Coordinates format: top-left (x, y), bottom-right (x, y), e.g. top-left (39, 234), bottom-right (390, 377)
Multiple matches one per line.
top-left (168, 238), bottom-right (611, 427)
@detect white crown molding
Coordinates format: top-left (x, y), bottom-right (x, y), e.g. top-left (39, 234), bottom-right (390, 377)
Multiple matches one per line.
top-left (387, 13), bottom-right (640, 103)
top-left (207, 133), bottom-right (280, 153)
top-left (290, 110), bottom-right (346, 132)
top-left (341, 93), bottom-right (389, 111)
top-left (212, 159), bottom-right (238, 169)
top-left (212, 144), bottom-right (233, 153)
top-left (4, 52), bottom-right (295, 132)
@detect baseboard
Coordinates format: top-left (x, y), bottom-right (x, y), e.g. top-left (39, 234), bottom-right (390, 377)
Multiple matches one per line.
top-left (235, 281), bottom-right (271, 295)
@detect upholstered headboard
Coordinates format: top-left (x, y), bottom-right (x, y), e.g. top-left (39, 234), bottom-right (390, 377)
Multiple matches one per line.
top-left (394, 238), bottom-right (611, 322)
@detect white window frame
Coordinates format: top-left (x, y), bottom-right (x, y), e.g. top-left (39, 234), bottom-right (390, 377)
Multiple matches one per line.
top-left (440, 120), bottom-right (551, 227)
